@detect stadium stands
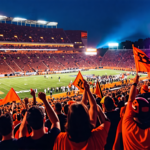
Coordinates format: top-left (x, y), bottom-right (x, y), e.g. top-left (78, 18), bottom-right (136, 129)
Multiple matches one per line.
top-left (0, 52), bottom-right (100, 74)
top-left (0, 23), bottom-right (71, 43)
top-left (101, 49), bottom-right (136, 69)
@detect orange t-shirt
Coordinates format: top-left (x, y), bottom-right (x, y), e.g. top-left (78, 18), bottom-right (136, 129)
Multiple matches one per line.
top-left (122, 101), bottom-right (150, 150)
top-left (112, 118), bottom-right (123, 150)
top-left (53, 121), bottom-right (110, 150)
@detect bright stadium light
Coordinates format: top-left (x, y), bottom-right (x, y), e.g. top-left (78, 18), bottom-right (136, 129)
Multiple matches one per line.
top-left (37, 20), bottom-right (47, 24)
top-left (108, 43), bottom-right (119, 47)
top-left (47, 22), bottom-right (58, 26)
top-left (85, 52), bottom-right (97, 55)
top-left (0, 15), bottom-right (7, 20)
top-left (86, 48), bottom-right (97, 52)
top-left (12, 17), bottom-right (27, 21)
top-left (85, 48), bottom-right (97, 55)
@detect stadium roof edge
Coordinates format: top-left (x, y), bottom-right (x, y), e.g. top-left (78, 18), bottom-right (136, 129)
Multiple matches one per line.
top-left (0, 41), bottom-right (74, 46)
top-left (0, 15), bottom-right (58, 27)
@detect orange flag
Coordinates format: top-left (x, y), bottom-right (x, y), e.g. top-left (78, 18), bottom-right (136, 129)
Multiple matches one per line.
top-left (133, 45), bottom-right (150, 72)
top-left (72, 71), bottom-right (84, 92)
top-left (0, 88), bottom-right (20, 106)
top-left (95, 81), bottom-right (103, 99)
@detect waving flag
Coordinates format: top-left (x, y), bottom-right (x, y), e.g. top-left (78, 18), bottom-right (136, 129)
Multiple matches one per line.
top-left (72, 71), bottom-right (84, 92)
top-left (0, 88), bottom-right (20, 106)
top-left (95, 81), bottom-right (103, 99)
top-left (133, 45), bottom-right (150, 72)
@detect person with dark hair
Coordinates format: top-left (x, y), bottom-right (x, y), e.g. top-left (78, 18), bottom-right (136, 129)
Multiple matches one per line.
top-left (54, 102), bottom-right (67, 132)
top-left (18, 92), bottom-right (60, 150)
top-left (53, 80), bottom-right (110, 150)
top-left (0, 113), bottom-right (19, 150)
top-left (64, 104), bottom-right (69, 116)
top-left (102, 96), bottom-right (120, 150)
top-left (122, 75), bottom-right (150, 149)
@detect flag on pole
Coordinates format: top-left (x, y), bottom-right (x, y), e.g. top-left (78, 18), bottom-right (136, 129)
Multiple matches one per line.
top-left (133, 45), bottom-right (150, 73)
top-left (95, 81), bottom-right (103, 99)
top-left (0, 88), bottom-right (20, 106)
top-left (72, 71), bottom-right (84, 92)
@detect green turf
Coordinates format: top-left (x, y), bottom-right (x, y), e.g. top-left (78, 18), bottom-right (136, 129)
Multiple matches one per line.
top-left (0, 69), bottom-right (146, 99)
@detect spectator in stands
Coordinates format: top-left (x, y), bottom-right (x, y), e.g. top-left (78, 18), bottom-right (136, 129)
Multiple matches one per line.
top-left (53, 80), bottom-right (110, 150)
top-left (18, 92), bottom-right (60, 150)
top-left (13, 113), bottom-right (21, 127)
top-left (0, 113), bottom-right (19, 150)
top-left (102, 96), bottom-right (120, 150)
top-left (54, 102), bottom-right (67, 132)
top-left (137, 85), bottom-right (150, 101)
top-left (122, 74), bottom-right (150, 150)
top-left (64, 104), bottom-right (69, 116)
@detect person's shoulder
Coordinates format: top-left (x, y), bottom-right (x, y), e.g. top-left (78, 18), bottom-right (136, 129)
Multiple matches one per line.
top-left (0, 139), bottom-right (19, 149)
top-left (18, 136), bottom-right (31, 143)
top-left (47, 127), bottom-right (61, 137)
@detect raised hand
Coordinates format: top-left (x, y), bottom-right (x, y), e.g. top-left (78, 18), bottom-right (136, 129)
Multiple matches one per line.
top-left (30, 89), bottom-right (36, 97)
top-left (38, 92), bottom-right (46, 102)
top-left (24, 97), bottom-right (29, 105)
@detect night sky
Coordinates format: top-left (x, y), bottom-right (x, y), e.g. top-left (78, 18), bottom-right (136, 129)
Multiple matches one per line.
top-left (0, 0), bottom-right (150, 48)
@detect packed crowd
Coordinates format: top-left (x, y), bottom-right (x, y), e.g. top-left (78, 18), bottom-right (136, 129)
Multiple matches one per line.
top-left (0, 52), bottom-right (100, 74)
top-left (101, 49), bottom-right (136, 69)
top-left (0, 75), bottom-right (150, 150)
top-left (0, 23), bottom-right (71, 43)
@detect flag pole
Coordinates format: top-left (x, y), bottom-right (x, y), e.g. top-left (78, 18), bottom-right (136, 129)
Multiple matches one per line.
top-left (132, 44), bottom-right (138, 75)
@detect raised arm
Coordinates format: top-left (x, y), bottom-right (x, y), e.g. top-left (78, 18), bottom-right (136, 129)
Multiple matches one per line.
top-left (30, 89), bottom-right (36, 105)
top-left (38, 92), bottom-right (60, 130)
top-left (84, 80), bottom-right (97, 127)
top-left (128, 74), bottom-right (139, 102)
top-left (11, 101), bottom-right (16, 114)
top-left (97, 104), bottom-right (108, 124)
top-left (81, 90), bottom-right (88, 106)
top-left (19, 112), bottom-right (28, 138)
top-left (24, 97), bottom-right (29, 110)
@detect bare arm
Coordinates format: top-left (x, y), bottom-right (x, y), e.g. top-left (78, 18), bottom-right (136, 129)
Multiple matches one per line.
top-left (38, 92), bottom-right (60, 130)
top-left (19, 112), bottom-right (28, 138)
top-left (11, 101), bottom-right (15, 114)
top-left (84, 80), bottom-right (97, 127)
top-left (81, 90), bottom-right (88, 106)
top-left (30, 90), bottom-right (36, 105)
top-left (24, 98), bottom-right (29, 110)
top-left (97, 104), bottom-right (108, 124)
top-left (128, 74), bottom-right (139, 102)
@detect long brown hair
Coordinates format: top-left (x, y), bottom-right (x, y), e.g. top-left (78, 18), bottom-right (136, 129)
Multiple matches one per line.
top-left (65, 103), bottom-right (93, 143)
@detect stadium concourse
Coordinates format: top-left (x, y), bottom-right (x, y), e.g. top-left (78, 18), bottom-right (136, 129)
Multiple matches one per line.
top-left (1, 20), bottom-right (150, 150)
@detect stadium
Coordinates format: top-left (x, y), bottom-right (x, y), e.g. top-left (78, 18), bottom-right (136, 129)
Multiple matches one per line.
top-left (1, 5), bottom-right (150, 150)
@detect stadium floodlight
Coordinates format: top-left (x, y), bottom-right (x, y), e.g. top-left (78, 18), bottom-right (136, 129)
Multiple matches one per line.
top-left (12, 17), bottom-right (27, 21)
top-left (47, 22), bottom-right (58, 26)
top-left (85, 52), bottom-right (97, 55)
top-left (108, 43), bottom-right (119, 47)
top-left (86, 48), bottom-right (97, 52)
top-left (0, 15), bottom-right (7, 20)
top-left (37, 20), bottom-right (47, 24)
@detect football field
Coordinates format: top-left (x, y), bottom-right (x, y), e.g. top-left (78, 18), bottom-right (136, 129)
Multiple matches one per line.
top-left (0, 69), bottom-right (146, 99)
